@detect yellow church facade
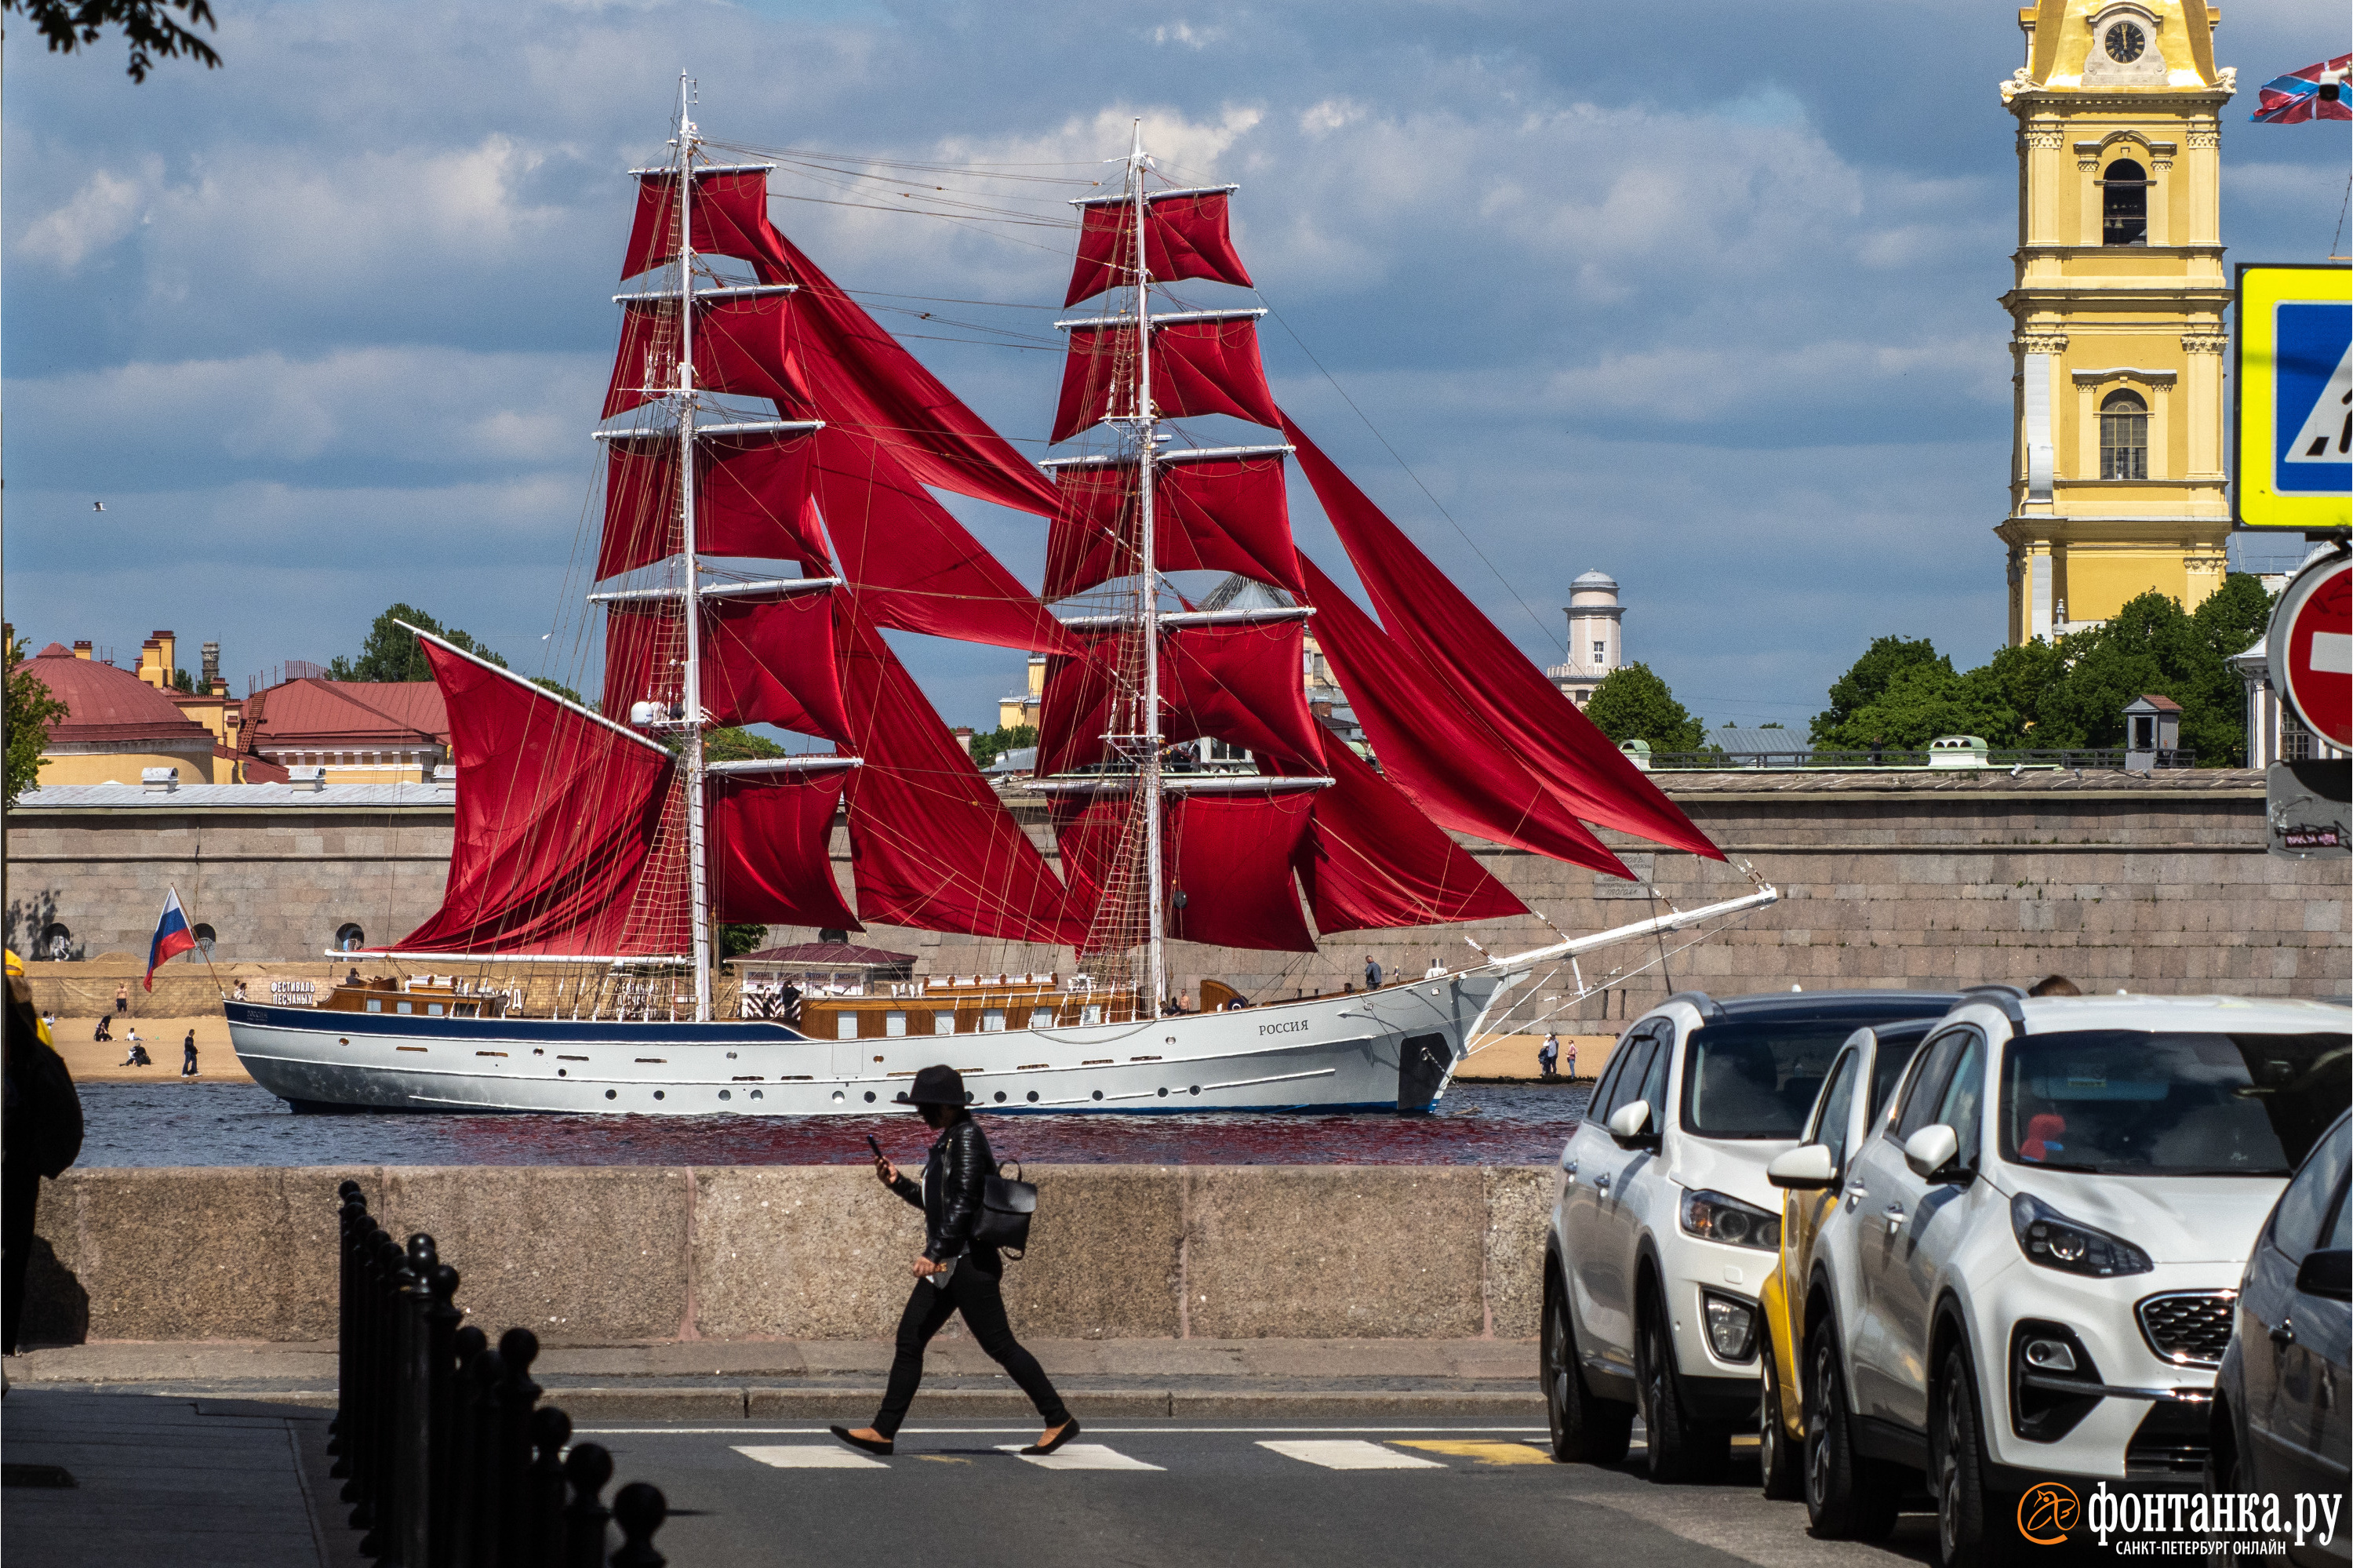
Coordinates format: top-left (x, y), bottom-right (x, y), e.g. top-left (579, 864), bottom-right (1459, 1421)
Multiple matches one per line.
top-left (1997, 0), bottom-right (2235, 644)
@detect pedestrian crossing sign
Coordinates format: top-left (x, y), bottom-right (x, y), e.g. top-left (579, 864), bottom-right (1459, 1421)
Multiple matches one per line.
top-left (2235, 263), bottom-right (2352, 531)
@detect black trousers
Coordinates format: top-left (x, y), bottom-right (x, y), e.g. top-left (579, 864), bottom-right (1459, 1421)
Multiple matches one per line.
top-left (2, 1159), bottom-right (42, 1355)
top-left (871, 1264), bottom-right (1067, 1439)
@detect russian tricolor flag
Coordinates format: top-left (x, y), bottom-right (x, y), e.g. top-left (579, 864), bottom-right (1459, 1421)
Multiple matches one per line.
top-left (145, 888), bottom-right (197, 991)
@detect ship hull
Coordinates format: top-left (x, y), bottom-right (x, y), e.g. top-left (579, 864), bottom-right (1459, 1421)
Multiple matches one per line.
top-left (224, 970), bottom-right (1520, 1116)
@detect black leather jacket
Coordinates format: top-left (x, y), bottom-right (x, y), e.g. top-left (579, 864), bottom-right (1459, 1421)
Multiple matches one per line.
top-left (889, 1116), bottom-right (997, 1271)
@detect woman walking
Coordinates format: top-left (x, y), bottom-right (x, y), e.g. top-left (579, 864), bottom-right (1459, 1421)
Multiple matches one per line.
top-left (831, 1065), bottom-right (1075, 1458)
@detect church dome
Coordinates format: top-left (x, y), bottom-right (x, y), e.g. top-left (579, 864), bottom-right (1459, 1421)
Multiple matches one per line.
top-left (1572, 569), bottom-right (1618, 589)
top-left (13, 645), bottom-right (211, 744)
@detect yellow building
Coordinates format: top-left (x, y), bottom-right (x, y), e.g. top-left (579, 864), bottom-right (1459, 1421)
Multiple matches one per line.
top-left (1998, 0), bottom-right (2235, 643)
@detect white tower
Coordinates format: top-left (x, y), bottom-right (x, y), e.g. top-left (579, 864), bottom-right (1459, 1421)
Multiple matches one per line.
top-left (1549, 569), bottom-right (1623, 708)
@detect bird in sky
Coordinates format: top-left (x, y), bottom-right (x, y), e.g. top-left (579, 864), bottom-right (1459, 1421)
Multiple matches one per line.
top-left (92, 501), bottom-right (105, 512)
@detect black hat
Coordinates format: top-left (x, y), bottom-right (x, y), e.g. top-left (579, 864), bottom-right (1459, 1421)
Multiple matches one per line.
top-left (894, 1064), bottom-right (969, 1107)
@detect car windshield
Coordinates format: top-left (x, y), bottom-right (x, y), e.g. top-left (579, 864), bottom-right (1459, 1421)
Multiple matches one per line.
top-left (1681, 1020), bottom-right (1862, 1139)
top-left (2002, 1030), bottom-right (2351, 1177)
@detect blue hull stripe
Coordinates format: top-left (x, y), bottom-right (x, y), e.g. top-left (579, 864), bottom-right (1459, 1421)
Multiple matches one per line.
top-left (225, 1001), bottom-right (809, 1046)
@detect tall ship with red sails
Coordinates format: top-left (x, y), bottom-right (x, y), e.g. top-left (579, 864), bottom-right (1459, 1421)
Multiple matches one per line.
top-left (226, 89), bottom-right (1776, 1116)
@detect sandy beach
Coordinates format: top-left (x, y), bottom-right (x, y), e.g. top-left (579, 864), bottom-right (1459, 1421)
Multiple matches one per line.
top-left (46, 1014), bottom-right (254, 1085)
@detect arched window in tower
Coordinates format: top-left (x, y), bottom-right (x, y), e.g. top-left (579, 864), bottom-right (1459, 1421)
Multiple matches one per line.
top-left (2100, 390), bottom-right (2149, 479)
top-left (2102, 158), bottom-right (2149, 246)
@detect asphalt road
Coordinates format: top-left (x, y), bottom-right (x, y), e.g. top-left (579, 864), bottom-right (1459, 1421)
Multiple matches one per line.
top-left (575, 1419), bottom-right (1946, 1568)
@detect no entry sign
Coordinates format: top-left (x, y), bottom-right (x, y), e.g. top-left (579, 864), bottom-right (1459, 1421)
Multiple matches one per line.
top-left (2268, 551), bottom-right (2352, 750)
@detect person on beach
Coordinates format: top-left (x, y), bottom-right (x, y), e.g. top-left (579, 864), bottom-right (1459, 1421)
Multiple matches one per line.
top-left (231, 980), bottom-right (247, 1002)
top-left (1566, 1039), bottom-right (1578, 1081)
top-left (180, 1031), bottom-right (198, 1079)
top-left (114, 982), bottom-right (128, 1015)
top-left (119, 1041), bottom-right (151, 1068)
top-left (92, 1016), bottom-right (111, 1044)
top-left (831, 1065), bottom-right (1075, 1460)
top-left (1538, 1032), bottom-right (1560, 1081)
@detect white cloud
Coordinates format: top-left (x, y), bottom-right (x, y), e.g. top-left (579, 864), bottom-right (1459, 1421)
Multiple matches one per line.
top-left (18, 163), bottom-right (155, 271)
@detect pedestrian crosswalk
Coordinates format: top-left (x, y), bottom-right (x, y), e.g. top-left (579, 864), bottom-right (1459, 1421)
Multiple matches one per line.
top-left (723, 1434), bottom-right (1547, 1474)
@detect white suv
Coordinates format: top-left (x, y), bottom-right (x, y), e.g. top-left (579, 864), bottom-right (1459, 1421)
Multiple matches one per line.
top-left (1790, 989), bottom-right (2351, 1566)
top-left (1540, 988), bottom-right (1961, 1479)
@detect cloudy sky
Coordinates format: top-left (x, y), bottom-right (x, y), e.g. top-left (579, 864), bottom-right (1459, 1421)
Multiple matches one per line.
top-left (5, 0), bottom-right (2345, 732)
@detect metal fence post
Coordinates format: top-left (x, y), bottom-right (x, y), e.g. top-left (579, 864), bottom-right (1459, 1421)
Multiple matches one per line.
top-left (495, 1328), bottom-right (544, 1568)
top-left (464, 1346), bottom-right (507, 1568)
top-left (448, 1327), bottom-right (489, 1568)
top-left (330, 1180), bottom-right (362, 1468)
top-left (527, 1407), bottom-right (571, 1568)
top-left (608, 1484), bottom-right (667, 1568)
top-left (561, 1443), bottom-right (613, 1568)
top-left (426, 1265), bottom-right (464, 1568)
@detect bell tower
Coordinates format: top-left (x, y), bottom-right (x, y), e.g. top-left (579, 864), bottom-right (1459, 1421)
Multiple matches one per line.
top-left (1997, 0), bottom-right (2235, 644)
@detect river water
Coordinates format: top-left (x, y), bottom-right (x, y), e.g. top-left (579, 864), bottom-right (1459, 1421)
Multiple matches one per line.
top-left (78, 1081), bottom-right (1588, 1168)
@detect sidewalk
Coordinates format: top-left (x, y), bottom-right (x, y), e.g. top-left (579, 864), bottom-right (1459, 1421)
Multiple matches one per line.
top-left (10, 1337), bottom-right (1541, 1419)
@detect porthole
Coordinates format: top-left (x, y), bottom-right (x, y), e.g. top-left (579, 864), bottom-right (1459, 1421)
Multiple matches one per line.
top-left (1188, 1085), bottom-right (1201, 1096)
top-left (558, 1069), bottom-right (567, 1078)
top-left (653, 1090), bottom-right (665, 1101)
top-left (718, 1090), bottom-right (732, 1101)
top-left (751, 1090), bottom-right (763, 1100)
top-left (995, 1090), bottom-right (1007, 1103)
top-left (1091, 1089), bottom-right (1104, 1101)
top-left (1027, 1090), bottom-right (1039, 1103)
top-left (1157, 1086), bottom-right (1169, 1097)
top-left (606, 1090), bottom-right (617, 1100)
top-left (831, 1090), bottom-right (846, 1104)
top-left (864, 1091), bottom-right (876, 1104)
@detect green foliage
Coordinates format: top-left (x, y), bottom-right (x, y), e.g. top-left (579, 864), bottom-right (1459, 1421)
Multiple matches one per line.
top-left (705, 727), bottom-right (787, 763)
top-left (5, 635), bottom-right (68, 804)
top-left (969, 724), bottom-right (1037, 769)
top-left (170, 668), bottom-right (198, 694)
top-left (1809, 576), bottom-right (2276, 766)
top-left (329, 604), bottom-right (508, 684)
top-left (6, 0), bottom-right (220, 80)
top-left (1811, 635), bottom-right (1947, 744)
top-left (720, 922), bottom-right (769, 961)
top-left (1582, 663), bottom-right (1705, 753)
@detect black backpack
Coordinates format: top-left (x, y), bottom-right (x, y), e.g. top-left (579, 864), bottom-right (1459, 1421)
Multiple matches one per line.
top-left (973, 1161), bottom-right (1037, 1256)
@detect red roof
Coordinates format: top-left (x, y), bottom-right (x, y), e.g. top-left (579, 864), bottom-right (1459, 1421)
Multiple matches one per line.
top-left (731, 942), bottom-right (915, 968)
top-left (13, 646), bottom-right (213, 745)
top-left (242, 678), bottom-right (449, 751)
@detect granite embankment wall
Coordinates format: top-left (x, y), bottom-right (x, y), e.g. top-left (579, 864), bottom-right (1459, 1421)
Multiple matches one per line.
top-left (8, 769), bottom-right (2342, 1016)
top-left (21, 1165), bottom-right (1555, 1347)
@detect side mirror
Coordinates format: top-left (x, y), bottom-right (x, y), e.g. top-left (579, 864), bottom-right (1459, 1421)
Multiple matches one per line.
top-left (1606, 1099), bottom-right (1656, 1148)
top-left (2296, 1249), bottom-right (2352, 1302)
top-left (1767, 1144), bottom-right (1838, 1191)
top-left (1904, 1124), bottom-right (1962, 1181)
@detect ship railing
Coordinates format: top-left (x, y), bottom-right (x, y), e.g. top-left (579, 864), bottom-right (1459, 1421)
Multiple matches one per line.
top-left (329, 1180), bottom-right (674, 1567)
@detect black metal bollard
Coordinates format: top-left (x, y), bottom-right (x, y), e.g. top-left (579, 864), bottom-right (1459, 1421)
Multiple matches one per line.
top-left (526, 1407), bottom-right (572, 1568)
top-left (561, 1443), bottom-right (613, 1568)
top-left (331, 1180), bottom-right (363, 1464)
top-left (608, 1484), bottom-right (666, 1568)
top-left (426, 1266), bottom-right (465, 1568)
top-left (394, 1236), bottom-right (437, 1568)
top-left (359, 1236), bottom-right (414, 1561)
top-left (464, 1346), bottom-right (507, 1568)
top-left (447, 1327), bottom-right (489, 1568)
top-left (494, 1328), bottom-right (544, 1568)
top-left (348, 1225), bottom-right (394, 1524)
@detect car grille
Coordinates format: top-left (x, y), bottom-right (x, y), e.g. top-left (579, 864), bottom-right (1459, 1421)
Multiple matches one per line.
top-left (2137, 1291), bottom-right (2235, 1367)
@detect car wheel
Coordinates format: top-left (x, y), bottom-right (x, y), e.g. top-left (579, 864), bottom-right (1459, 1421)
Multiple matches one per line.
top-left (1758, 1320), bottom-right (1804, 1501)
top-left (1803, 1328), bottom-right (1899, 1540)
top-left (1932, 1340), bottom-right (2013, 1568)
top-left (1635, 1284), bottom-right (1729, 1483)
top-left (1544, 1264), bottom-right (1632, 1464)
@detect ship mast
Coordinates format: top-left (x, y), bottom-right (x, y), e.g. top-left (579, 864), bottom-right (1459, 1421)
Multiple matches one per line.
top-left (675, 74), bottom-right (715, 1022)
top-left (1126, 122), bottom-right (1166, 1017)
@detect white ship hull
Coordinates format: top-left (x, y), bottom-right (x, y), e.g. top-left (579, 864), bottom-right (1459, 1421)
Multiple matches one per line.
top-left (224, 970), bottom-right (1521, 1116)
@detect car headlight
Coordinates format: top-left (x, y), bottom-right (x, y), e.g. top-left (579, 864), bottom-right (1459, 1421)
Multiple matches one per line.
top-left (1680, 1188), bottom-right (1781, 1252)
top-left (1702, 1290), bottom-right (1759, 1361)
top-left (2009, 1192), bottom-right (2152, 1278)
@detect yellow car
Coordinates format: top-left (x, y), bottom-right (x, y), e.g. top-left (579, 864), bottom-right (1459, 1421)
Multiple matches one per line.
top-left (1757, 1017), bottom-right (1939, 1500)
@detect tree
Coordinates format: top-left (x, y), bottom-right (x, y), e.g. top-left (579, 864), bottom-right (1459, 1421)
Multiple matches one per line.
top-left (1582, 663), bottom-right (1705, 753)
top-left (1811, 635), bottom-right (1947, 745)
top-left (1815, 660), bottom-right (2023, 751)
top-left (5, 635), bottom-right (68, 803)
top-left (705, 726), bottom-right (786, 763)
top-left (2035, 588), bottom-right (2255, 763)
top-left (330, 603), bottom-right (508, 683)
top-left (969, 724), bottom-right (1036, 769)
top-left (720, 922), bottom-right (769, 961)
top-left (7, 0), bottom-right (220, 80)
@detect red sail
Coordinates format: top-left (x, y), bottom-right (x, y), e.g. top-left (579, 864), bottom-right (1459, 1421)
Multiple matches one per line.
top-left (604, 293), bottom-right (816, 420)
top-left (707, 770), bottom-right (861, 930)
top-left (1064, 189), bottom-right (1255, 306)
top-left (621, 169), bottom-right (774, 280)
top-left (598, 430), bottom-right (831, 581)
top-left (1053, 317), bottom-right (1281, 444)
top-left (1298, 556), bottom-right (1630, 877)
top-left (1035, 621), bottom-right (1321, 773)
top-left (836, 610), bottom-right (1082, 944)
top-left (736, 220), bottom-right (1065, 518)
top-left (602, 591), bottom-right (852, 742)
top-left (812, 431), bottom-right (1078, 655)
top-left (1284, 416), bottom-right (1721, 862)
top-left (392, 641), bottom-right (686, 956)
top-left (1046, 455), bottom-right (1302, 600)
top-left (1282, 737), bottom-right (1528, 933)
top-left (1052, 791), bottom-right (1317, 952)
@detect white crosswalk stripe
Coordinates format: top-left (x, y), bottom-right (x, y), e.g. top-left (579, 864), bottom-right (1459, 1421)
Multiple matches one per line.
top-left (1258, 1440), bottom-right (1446, 1470)
top-left (997, 1442), bottom-right (1164, 1471)
top-left (733, 1444), bottom-right (888, 1469)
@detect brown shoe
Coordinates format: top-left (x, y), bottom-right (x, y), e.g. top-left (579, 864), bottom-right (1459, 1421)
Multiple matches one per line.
top-left (828, 1425), bottom-right (893, 1457)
